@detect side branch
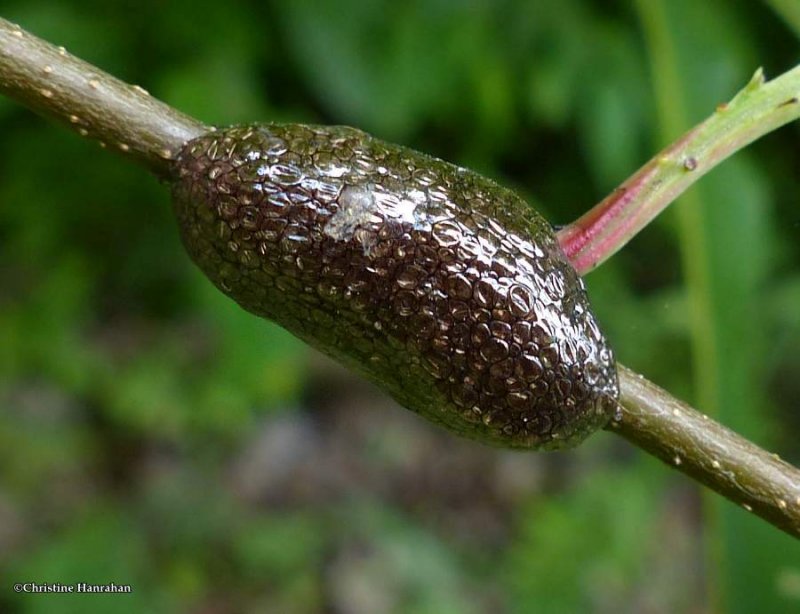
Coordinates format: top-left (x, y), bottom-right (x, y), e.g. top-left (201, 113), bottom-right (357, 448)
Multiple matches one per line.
top-left (558, 65), bottom-right (800, 274)
top-left (611, 364), bottom-right (800, 539)
top-left (0, 18), bottom-right (207, 176)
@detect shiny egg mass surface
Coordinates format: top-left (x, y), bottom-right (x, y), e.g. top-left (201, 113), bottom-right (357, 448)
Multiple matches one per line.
top-left (172, 123), bottom-right (619, 449)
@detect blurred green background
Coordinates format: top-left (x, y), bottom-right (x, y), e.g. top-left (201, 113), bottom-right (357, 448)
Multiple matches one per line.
top-left (1, 1), bottom-right (799, 612)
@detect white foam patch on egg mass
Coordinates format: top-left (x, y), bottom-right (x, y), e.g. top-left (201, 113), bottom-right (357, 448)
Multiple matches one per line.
top-left (324, 185), bottom-right (376, 240)
top-left (324, 185), bottom-right (394, 258)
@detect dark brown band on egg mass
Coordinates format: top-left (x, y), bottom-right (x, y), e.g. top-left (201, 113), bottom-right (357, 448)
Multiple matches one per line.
top-left (172, 123), bottom-right (618, 449)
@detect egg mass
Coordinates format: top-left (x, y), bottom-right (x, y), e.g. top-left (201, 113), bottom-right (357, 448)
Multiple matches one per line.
top-left (172, 123), bottom-right (619, 449)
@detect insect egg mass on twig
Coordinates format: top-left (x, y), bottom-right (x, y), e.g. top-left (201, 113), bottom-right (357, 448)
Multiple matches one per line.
top-left (172, 123), bottom-right (619, 449)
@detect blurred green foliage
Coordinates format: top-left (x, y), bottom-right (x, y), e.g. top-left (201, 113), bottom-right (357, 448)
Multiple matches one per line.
top-left (0, 1), bottom-right (799, 612)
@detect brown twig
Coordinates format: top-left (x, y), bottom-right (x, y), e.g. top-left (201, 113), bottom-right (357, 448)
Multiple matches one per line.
top-left (1, 17), bottom-right (798, 538)
top-left (610, 365), bottom-right (800, 539)
top-left (0, 18), bottom-right (207, 176)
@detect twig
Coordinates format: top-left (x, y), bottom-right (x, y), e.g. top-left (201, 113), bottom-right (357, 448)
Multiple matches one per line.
top-left (557, 64), bottom-right (800, 275)
top-left (611, 365), bottom-right (800, 539)
top-left (1, 18), bottom-right (798, 538)
top-left (0, 18), bottom-right (207, 176)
